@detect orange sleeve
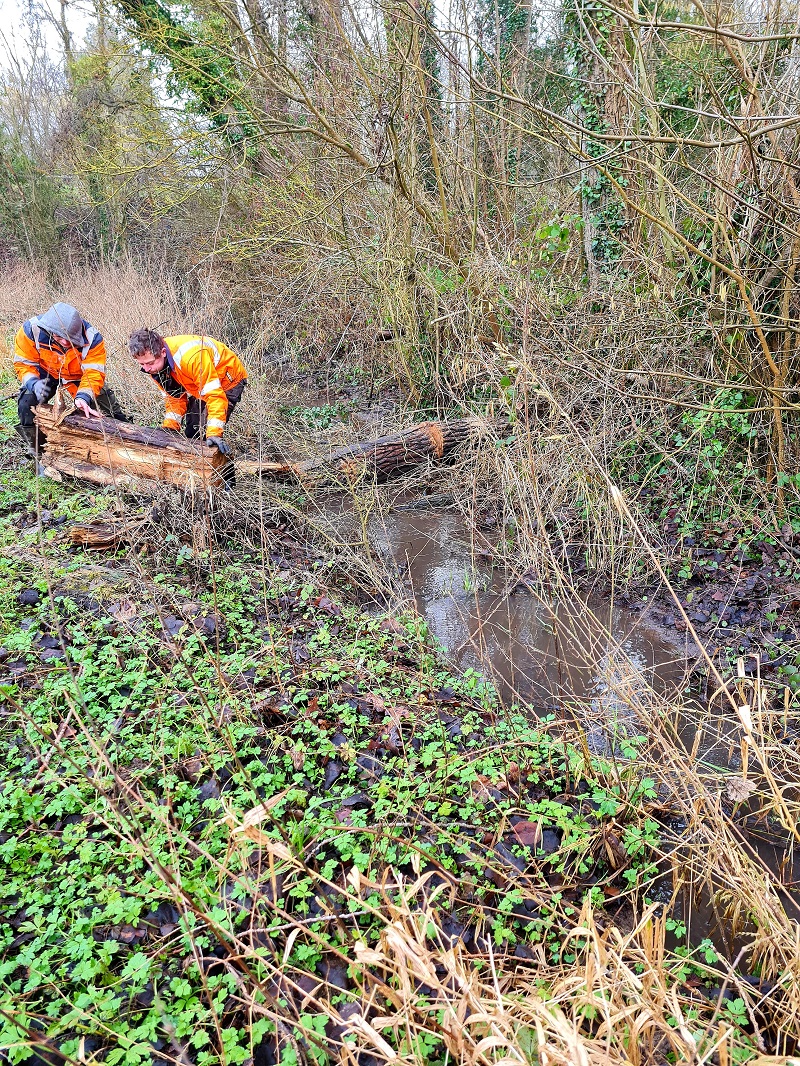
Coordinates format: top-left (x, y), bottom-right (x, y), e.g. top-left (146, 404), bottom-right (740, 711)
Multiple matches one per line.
top-left (13, 327), bottom-right (41, 386)
top-left (191, 344), bottom-right (229, 436)
top-left (77, 332), bottom-right (107, 397)
top-left (162, 391), bottom-right (188, 430)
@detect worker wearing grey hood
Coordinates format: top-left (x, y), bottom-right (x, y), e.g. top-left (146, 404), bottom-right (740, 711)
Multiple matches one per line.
top-left (36, 303), bottom-right (89, 348)
top-left (13, 302), bottom-right (128, 452)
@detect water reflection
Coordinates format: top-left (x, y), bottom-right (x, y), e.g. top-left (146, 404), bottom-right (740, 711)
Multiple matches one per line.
top-left (370, 508), bottom-right (695, 749)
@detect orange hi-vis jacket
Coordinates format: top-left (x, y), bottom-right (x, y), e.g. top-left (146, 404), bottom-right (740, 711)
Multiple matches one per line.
top-left (14, 318), bottom-right (107, 398)
top-left (159, 335), bottom-right (247, 436)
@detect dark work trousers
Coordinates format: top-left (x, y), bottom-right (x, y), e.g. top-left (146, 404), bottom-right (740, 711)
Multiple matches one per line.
top-left (16, 375), bottom-right (129, 454)
top-left (184, 381), bottom-right (247, 440)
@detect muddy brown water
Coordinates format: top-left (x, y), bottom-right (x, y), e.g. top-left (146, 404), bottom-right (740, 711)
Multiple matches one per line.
top-left (362, 503), bottom-right (800, 957)
top-left (370, 507), bottom-right (695, 726)
top-left (370, 506), bottom-right (778, 768)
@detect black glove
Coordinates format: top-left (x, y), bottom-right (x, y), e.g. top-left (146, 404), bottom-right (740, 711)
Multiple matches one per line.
top-left (205, 436), bottom-right (231, 456)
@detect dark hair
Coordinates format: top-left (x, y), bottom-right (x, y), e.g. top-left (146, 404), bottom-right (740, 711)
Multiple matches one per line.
top-left (129, 328), bottom-right (165, 358)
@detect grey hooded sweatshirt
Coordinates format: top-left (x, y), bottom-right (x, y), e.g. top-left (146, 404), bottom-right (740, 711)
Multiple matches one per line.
top-left (35, 303), bottom-right (87, 347)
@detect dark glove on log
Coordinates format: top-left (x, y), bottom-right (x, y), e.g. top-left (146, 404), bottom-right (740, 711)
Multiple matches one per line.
top-left (205, 436), bottom-right (231, 456)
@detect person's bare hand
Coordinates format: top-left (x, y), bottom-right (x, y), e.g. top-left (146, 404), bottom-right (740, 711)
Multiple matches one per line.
top-left (74, 397), bottom-right (102, 418)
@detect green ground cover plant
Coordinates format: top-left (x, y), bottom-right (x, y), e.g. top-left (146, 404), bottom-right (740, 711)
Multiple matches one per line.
top-left (0, 407), bottom-right (764, 1064)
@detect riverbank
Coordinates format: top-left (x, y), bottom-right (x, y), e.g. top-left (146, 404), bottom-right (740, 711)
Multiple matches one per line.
top-left (254, 366), bottom-right (800, 690)
top-left (0, 406), bottom-right (785, 1064)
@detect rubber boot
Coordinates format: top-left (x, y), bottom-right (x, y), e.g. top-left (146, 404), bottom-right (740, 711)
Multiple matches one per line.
top-left (14, 423), bottom-right (40, 458)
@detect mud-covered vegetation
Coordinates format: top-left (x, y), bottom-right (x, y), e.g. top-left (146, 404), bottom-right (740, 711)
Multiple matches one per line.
top-left (4, 0), bottom-right (800, 1060)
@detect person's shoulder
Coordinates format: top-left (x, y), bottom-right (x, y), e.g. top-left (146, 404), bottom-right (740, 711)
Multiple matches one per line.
top-left (165, 335), bottom-right (202, 349)
top-left (199, 335), bottom-right (228, 358)
top-left (84, 321), bottom-right (104, 345)
top-left (189, 336), bottom-right (220, 358)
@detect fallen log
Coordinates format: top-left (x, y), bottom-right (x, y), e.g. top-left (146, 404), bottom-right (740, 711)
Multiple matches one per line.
top-left (69, 517), bottom-right (150, 549)
top-left (35, 406), bottom-right (228, 490)
top-left (238, 417), bottom-right (500, 483)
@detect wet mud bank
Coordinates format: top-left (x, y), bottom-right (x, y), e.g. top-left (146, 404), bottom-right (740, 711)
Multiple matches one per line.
top-left (616, 522), bottom-right (800, 671)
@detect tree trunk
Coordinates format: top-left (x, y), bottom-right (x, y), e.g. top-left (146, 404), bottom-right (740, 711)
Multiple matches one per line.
top-left (238, 417), bottom-right (501, 483)
top-left (35, 406), bottom-right (228, 490)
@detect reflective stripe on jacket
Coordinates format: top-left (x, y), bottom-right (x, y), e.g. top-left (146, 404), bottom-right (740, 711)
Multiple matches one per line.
top-left (158, 335), bottom-right (247, 435)
top-left (13, 318), bottom-right (107, 397)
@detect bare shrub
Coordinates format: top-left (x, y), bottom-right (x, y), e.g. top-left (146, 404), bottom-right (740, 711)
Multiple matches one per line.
top-left (0, 262), bottom-right (50, 340)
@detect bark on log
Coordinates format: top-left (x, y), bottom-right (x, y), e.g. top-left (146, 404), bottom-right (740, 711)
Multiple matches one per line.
top-left (70, 518), bottom-right (149, 549)
top-left (35, 406), bottom-right (228, 490)
top-left (238, 417), bottom-right (500, 483)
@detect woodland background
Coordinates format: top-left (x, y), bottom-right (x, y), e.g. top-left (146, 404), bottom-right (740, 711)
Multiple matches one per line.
top-left (5, 2), bottom-right (800, 1063)
top-left (5, 0), bottom-right (800, 539)
top-left (4, 0), bottom-right (799, 440)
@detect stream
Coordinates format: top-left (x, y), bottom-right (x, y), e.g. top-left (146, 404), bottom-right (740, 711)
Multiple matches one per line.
top-left (371, 506), bottom-right (694, 723)
top-left (364, 501), bottom-right (800, 954)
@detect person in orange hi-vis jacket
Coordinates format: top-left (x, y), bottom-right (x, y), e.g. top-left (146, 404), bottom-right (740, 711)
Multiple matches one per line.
top-left (128, 329), bottom-right (247, 457)
top-left (13, 303), bottom-right (127, 451)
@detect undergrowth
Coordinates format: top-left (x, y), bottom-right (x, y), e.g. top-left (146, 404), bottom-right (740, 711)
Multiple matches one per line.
top-left (0, 420), bottom-right (779, 1065)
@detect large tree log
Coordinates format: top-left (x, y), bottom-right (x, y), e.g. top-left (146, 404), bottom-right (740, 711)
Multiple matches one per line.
top-left (35, 406), bottom-right (228, 490)
top-left (33, 407), bottom-right (499, 489)
top-left (238, 417), bottom-right (500, 483)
